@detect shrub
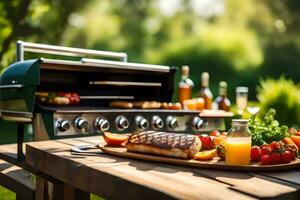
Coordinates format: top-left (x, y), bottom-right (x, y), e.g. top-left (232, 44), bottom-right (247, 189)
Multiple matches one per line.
top-left (257, 77), bottom-right (300, 127)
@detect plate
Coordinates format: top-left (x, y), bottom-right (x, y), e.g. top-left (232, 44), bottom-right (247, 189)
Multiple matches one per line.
top-left (100, 146), bottom-right (300, 172)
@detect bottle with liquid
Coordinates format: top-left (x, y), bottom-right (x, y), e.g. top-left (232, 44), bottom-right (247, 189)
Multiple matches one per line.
top-left (199, 72), bottom-right (213, 109)
top-left (178, 65), bottom-right (194, 104)
top-left (215, 81), bottom-right (231, 111)
top-left (225, 119), bottom-right (252, 165)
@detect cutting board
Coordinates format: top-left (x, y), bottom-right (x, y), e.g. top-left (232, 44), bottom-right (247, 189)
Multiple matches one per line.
top-left (100, 146), bottom-right (300, 172)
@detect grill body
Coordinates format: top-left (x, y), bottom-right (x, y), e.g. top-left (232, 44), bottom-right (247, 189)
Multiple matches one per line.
top-left (0, 41), bottom-right (231, 140)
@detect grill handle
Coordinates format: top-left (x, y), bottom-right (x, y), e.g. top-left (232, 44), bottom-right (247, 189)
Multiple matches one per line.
top-left (16, 40), bottom-right (128, 62)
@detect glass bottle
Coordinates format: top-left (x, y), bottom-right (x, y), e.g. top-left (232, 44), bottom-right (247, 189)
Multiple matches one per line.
top-left (225, 119), bottom-right (252, 165)
top-left (215, 81), bottom-right (231, 111)
top-left (236, 87), bottom-right (248, 117)
top-left (178, 65), bottom-right (194, 104)
top-left (199, 72), bottom-right (213, 109)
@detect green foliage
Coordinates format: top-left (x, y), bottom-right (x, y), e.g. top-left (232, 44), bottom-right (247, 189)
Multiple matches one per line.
top-left (0, 186), bottom-right (15, 200)
top-left (257, 77), bottom-right (300, 127)
top-left (249, 108), bottom-right (289, 146)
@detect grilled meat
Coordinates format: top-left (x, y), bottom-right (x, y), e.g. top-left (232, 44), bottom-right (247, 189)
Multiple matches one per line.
top-left (126, 131), bottom-right (201, 159)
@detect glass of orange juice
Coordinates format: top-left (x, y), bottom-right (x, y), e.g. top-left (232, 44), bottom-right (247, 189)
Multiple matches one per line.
top-left (195, 98), bottom-right (205, 111)
top-left (225, 119), bottom-right (252, 165)
top-left (183, 99), bottom-right (197, 110)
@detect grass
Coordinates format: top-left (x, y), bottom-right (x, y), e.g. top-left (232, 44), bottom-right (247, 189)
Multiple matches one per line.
top-left (0, 186), bottom-right (15, 200)
top-left (0, 186), bottom-right (103, 199)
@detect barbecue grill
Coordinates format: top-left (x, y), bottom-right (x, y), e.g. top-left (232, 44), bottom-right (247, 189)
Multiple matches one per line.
top-left (0, 41), bottom-right (232, 158)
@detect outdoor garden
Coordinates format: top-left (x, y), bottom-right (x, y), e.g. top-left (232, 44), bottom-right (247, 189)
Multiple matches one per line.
top-left (0, 0), bottom-right (300, 199)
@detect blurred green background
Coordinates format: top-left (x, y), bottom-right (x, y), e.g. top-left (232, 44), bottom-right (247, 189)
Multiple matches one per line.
top-left (0, 0), bottom-right (300, 197)
top-left (0, 0), bottom-right (299, 125)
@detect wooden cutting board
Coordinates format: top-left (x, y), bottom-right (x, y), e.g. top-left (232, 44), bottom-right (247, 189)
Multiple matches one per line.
top-left (100, 146), bottom-right (300, 172)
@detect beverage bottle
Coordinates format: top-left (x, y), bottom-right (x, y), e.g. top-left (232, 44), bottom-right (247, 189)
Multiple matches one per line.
top-left (199, 72), bottom-right (213, 109)
top-left (225, 119), bottom-right (252, 165)
top-left (215, 81), bottom-right (231, 111)
top-left (178, 65), bottom-right (194, 104)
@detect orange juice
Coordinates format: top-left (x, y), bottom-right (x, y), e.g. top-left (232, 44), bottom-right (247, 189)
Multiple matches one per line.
top-left (183, 99), bottom-right (197, 110)
top-left (225, 137), bottom-right (251, 165)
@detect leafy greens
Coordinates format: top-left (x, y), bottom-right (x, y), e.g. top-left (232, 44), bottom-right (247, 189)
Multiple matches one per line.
top-left (249, 108), bottom-right (289, 146)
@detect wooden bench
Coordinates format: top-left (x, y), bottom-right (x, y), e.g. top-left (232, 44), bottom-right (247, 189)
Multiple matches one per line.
top-left (0, 159), bottom-right (35, 200)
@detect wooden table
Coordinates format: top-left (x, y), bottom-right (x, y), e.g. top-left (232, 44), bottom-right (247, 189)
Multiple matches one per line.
top-left (25, 136), bottom-right (300, 200)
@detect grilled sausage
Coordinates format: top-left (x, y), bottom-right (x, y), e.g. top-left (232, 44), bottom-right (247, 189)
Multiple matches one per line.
top-left (109, 101), bottom-right (133, 109)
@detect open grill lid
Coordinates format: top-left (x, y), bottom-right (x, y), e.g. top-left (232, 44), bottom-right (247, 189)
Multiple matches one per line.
top-left (0, 41), bottom-right (176, 122)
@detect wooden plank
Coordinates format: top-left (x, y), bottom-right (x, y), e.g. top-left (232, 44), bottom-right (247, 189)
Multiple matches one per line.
top-left (25, 140), bottom-right (255, 200)
top-left (259, 171), bottom-right (300, 186)
top-left (0, 159), bottom-right (35, 200)
top-left (102, 162), bottom-right (256, 200)
top-left (101, 146), bottom-right (300, 172)
top-left (64, 184), bottom-right (90, 200)
top-left (26, 141), bottom-right (175, 199)
top-left (191, 169), bottom-right (298, 200)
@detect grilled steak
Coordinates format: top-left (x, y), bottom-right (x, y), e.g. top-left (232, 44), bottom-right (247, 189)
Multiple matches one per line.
top-left (126, 131), bottom-right (201, 159)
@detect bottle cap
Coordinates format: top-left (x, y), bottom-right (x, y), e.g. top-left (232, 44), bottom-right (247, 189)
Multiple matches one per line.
top-left (181, 65), bottom-right (189, 76)
top-left (236, 87), bottom-right (248, 94)
top-left (232, 119), bottom-right (248, 126)
top-left (201, 72), bottom-right (209, 87)
top-left (220, 81), bottom-right (227, 88)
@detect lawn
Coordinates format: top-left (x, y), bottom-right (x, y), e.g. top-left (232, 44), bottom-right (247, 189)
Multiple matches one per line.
top-left (0, 186), bottom-right (15, 200)
top-left (0, 186), bottom-right (103, 199)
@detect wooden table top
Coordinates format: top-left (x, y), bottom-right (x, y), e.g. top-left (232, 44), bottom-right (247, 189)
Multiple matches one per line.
top-left (24, 136), bottom-right (300, 200)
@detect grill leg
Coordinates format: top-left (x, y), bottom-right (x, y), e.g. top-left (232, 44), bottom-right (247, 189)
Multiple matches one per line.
top-left (17, 124), bottom-right (25, 161)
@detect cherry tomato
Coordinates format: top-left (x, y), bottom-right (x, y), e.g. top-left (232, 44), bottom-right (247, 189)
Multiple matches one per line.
top-left (260, 154), bottom-right (272, 165)
top-left (281, 151), bottom-right (293, 163)
top-left (260, 144), bottom-right (272, 155)
top-left (57, 92), bottom-right (65, 97)
top-left (269, 141), bottom-right (281, 151)
top-left (210, 130), bottom-right (221, 137)
top-left (251, 146), bottom-right (261, 162)
top-left (270, 152), bottom-right (281, 164)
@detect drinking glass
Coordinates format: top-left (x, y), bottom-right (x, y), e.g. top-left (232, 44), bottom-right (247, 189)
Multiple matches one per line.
top-left (236, 87), bottom-right (248, 117)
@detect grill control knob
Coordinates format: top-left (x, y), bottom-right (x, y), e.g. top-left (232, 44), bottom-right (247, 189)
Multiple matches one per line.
top-left (116, 116), bottom-right (129, 130)
top-left (95, 117), bottom-right (110, 132)
top-left (55, 119), bottom-right (70, 132)
top-left (193, 117), bottom-right (204, 130)
top-left (74, 117), bottom-right (90, 131)
top-left (166, 116), bottom-right (178, 129)
top-left (151, 116), bottom-right (164, 129)
top-left (135, 116), bottom-right (149, 130)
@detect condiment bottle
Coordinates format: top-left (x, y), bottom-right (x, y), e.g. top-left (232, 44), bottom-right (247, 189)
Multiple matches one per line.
top-left (214, 81), bottom-right (231, 111)
top-left (225, 119), bottom-right (252, 165)
top-left (178, 65), bottom-right (194, 104)
top-left (199, 72), bottom-right (213, 109)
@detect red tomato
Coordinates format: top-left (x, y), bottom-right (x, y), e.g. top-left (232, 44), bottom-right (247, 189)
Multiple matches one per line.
top-left (57, 92), bottom-right (65, 97)
top-left (269, 141), bottom-right (281, 151)
top-left (64, 93), bottom-right (72, 98)
top-left (260, 154), bottom-right (272, 165)
top-left (251, 146), bottom-right (261, 162)
top-left (204, 136), bottom-right (215, 150)
top-left (260, 144), bottom-right (272, 155)
top-left (296, 132), bottom-right (300, 136)
top-left (281, 151), bottom-right (293, 163)
top-left (210, 130), bottom-right (221, 137)
top-left (199, 134), bottom-right (208, 144)
top-left (73, 96), bottom-right (80, 104)
top-left (270, 152), bottom-right (281, 164)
